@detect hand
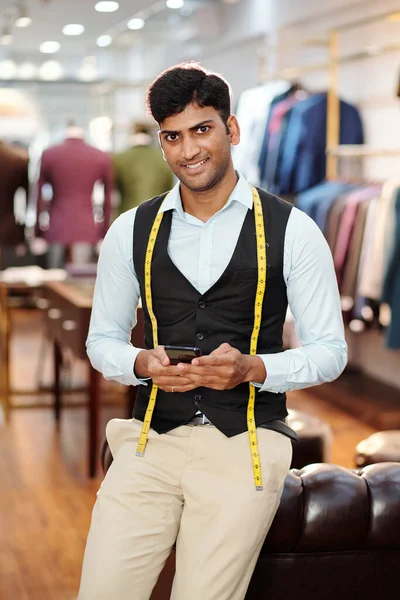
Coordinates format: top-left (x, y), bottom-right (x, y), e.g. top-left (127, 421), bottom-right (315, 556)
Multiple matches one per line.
top-left (176, 343), bottom-right (266, 391)
top-left (135, 346), bottom-right (198, 393)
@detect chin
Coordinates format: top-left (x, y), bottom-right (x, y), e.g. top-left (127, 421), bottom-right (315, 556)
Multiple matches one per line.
top-left (180, 169), bottom-right (225, 193)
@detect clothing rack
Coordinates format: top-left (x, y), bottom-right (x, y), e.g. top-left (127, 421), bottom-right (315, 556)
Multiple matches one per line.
top-left (326, 12), bottom-right (400, 179)
top-left (327, 146), bottom-right (400, 157)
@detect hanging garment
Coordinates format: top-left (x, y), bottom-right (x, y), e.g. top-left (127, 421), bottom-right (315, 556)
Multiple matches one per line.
top-left (333, 186), bottom-right (381, 288)
top-left (382, 188), bottom-right (400, 348)
top-left (358, 180), bottom-right (400, 301)
top-left (340, 196), bottom-right (374, 304)
top-left (233, 81), bottom-right (291, 184)
top-left (257, 89), bottom-right (297, 186)
top-left (36, 138), bottom-right (113, 244)
top-left (278, 93), bottom-right (364, 194)
top-left (325, 193), bottom-right (349, 253)
top-left (0, 141), bottom-right (28, 246)
top-left (295, 180), bottom-right (355, 229)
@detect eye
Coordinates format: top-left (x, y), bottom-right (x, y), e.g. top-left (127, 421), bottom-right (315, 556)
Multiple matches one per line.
top-left (165, 133), bottom-right (179, 142)
top-left (197, 125), bottom-right (210, 134)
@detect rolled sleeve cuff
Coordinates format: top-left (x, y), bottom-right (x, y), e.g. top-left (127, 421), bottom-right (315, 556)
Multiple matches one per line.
top-left (119, 345), bottom-right (149, 387)
top-left (257, 353), bottom-right (290, 394)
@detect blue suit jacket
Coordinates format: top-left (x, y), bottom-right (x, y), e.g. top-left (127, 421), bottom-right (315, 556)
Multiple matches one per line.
top-left (278, 93), bottom-right (363, 194)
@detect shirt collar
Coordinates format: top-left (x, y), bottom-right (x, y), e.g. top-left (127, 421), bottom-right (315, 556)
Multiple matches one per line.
top-left (158, 171), bottom-right (254, 216)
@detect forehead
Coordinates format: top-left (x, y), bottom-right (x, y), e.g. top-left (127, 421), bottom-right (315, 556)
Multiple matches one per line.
top-left (160, 103), bottom-right (221, 132)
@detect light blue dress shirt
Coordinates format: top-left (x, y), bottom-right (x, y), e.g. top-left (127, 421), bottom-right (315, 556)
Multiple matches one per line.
top-left (87, 173), bottom-right (347, 394)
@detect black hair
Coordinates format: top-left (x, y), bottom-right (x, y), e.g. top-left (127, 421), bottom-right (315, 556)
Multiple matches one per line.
top-left (146, 62), bottom-right (231, 132)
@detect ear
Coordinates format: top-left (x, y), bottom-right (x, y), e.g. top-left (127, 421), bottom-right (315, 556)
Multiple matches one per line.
top-left (227, 115), bottom-right (240, 147)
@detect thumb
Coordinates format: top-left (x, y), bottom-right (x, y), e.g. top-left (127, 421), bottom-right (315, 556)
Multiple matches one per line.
top-left (209, 343), bottom-right (233, 357)
top-left (155, 345), bottom-right (170, 366)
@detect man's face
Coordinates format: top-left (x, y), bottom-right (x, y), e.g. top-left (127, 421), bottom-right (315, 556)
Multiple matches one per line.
top-left (159, 103), bottom-right (240, 193)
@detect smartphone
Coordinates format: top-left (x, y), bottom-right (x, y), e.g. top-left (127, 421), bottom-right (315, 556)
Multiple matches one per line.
top-left (164, 345), bottom-right (202, 365)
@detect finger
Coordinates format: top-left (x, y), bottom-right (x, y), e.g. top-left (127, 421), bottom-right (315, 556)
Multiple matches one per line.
top-left (180, 356), bottom-right (227, 370)
top-left (154, 376), bottom-right (194, 388)
top-left (149, 364), bottom-right (183, 377)
top-left (164, 384), bottom-right (199, 393)
top-left (154, 345), bottom-right (170, 366)
top-left (209, 342), bottom-right (233, 356)
top-left (190, 344), bottom-right (234, 367)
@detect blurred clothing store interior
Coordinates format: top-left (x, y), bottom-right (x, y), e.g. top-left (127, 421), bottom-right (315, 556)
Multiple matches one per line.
top-left (0, 1), bottom-right (400, 599)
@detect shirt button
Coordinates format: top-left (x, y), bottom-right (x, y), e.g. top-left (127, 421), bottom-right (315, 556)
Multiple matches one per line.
top-left (196, 332), bottom-right (204, 341)
top-left (194, 394), bottom-right (202, 402)
top-left (198, 301), bottom-right (206, 309)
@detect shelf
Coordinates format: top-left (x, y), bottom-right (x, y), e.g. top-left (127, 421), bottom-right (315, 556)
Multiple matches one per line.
top-left (327, 145), bottom-right (400, 157)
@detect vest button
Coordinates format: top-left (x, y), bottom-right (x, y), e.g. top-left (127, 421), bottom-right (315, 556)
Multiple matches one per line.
top-left (198, 301), bottom-right (206, 309)
top-left (196, 332), bottom-right (204, 341)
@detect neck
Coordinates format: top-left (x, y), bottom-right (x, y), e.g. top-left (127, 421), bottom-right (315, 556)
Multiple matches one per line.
top-left (180, 166), bottom-right (238, 222)
top-left (65, 126), bottom-right (84, 140)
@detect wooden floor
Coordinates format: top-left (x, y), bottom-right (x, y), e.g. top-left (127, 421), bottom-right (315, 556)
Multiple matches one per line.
top-left (0, 310), bottom-right (379, 600)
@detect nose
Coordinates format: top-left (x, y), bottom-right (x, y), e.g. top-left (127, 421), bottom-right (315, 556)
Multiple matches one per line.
top-left (181, 135), bottom-right (201, 162)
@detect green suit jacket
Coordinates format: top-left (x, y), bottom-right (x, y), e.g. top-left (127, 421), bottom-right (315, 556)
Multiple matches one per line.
top-left (112, 145), bottom-right (174, 214)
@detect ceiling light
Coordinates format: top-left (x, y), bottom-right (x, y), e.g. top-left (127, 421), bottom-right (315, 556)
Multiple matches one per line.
top-left (62, 24), bottom-right (85, 36)
top-left (39, 60), bottom-right (64, 81)
top-left (166, 0), bottom-right (184, 9)
top-left (0, 33), bottom-right (13, 45)
top-left (1, 21), bottom-right (13, 45)
top-left (97, 34), bottom-right (112, 47)
top-left (0, 60), bottom-right (17, 79)
top-left (127, 18), bottom-right (145, 30)
top-left (17, 62), bottom-right (38, 79)
top-left (15, 16), bottom-right (32, 27)
top-left (95, 1), bottom-right (119, 12)
top-left (78, 57), bottom-right (98, 81)
top-left (40, 41), bottom-right (60, 54)
top-left (15, 1), bottom-right (32, 27)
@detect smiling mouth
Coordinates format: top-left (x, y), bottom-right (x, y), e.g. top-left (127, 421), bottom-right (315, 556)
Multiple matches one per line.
top-left (183, 158), bottom-right (209, 170)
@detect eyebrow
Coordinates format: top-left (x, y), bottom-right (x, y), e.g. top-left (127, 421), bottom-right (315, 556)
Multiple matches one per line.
top-left (160, 119), bottom-right (215, 136)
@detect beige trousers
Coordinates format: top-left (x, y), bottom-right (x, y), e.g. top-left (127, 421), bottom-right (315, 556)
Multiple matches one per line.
top-left (78, 418), bottom-right (292, 600)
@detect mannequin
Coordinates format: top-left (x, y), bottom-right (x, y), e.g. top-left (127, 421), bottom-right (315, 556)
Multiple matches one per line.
top-left (35, 120), bottom-right (113, 268)
top-left (112, 122), bottom-right (173, 214)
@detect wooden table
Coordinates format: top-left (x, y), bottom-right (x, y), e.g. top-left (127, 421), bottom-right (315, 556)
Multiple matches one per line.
top-left (41, 279), bottom-right (97, 476)
top-left (41, 279), bottom-right (144, 478)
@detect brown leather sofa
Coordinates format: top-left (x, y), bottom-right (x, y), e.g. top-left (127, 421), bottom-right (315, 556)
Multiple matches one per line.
top-left (101, 445), bottom-right (400, 600)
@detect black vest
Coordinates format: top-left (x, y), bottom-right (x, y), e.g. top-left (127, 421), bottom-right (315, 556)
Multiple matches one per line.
top-left (133, 188), bottom-right (292, 436)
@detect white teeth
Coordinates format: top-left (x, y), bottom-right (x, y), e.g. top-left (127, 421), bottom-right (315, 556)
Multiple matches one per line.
top-left (185, 159), bottom-right (206, 169)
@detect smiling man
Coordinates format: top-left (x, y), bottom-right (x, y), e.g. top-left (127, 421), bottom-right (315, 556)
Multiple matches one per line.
top-left (79, 62), bottom-right (347, 600)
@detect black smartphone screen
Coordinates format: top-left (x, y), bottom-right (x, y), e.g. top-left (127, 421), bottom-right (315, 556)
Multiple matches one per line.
top-left (164, 345), bottom-right (202, 365)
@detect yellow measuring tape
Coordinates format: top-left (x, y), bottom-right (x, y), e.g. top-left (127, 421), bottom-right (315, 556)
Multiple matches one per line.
top-left (136, 186), bottom-right (267, 491)
top-left (135, 210), bottom-right (165, 457)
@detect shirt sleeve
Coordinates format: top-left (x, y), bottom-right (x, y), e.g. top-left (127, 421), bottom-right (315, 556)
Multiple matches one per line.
top-left (86, 209), bottom-right (148, 386)
top-left (258, 207), bottom-right (348, 394)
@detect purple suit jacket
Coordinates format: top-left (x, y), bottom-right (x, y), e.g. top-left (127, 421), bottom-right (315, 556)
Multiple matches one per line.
top-left (36, 138), bottom-right (113, 244)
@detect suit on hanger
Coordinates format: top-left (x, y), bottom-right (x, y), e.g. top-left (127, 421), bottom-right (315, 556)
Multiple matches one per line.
top-left (36, 137), bottom-right (113, 244)
top-left (278, 93), bottom-right (364, 194)
top-left (0, 141), bottom-right (28, 247)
